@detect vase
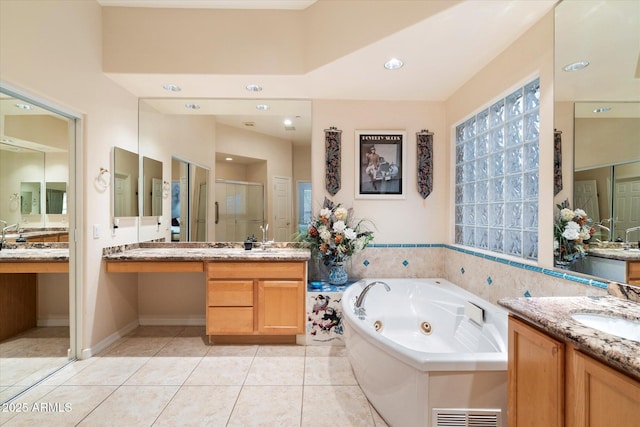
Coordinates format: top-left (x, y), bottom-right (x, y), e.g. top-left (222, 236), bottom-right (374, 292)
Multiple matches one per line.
top-left (328, 262), bottom-right (348, 285)
top-left (555, 259), bottom-right (572, 270)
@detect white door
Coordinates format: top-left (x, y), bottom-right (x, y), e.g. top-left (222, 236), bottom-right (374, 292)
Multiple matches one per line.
top-left (574, 180), bottom-right (600, 223)
top-left (614, 179), bottom-right (640, 240)
top-left (273, 176), bottom-right (292, 241)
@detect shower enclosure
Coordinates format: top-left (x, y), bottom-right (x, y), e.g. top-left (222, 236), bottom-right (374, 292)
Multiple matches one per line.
top-left (215, 179), bottom-right (264, 242)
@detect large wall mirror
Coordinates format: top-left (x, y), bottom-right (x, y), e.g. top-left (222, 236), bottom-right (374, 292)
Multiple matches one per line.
top-left (139, 98), bottom-right (311, 242)
top-left (0, 93), bottom-right (70, 229)
top-left (0, 88), bottom-right (75, 404)
top-left (113, 146), bottom-right (140, 217)
top-left (142, 156), bottom-right (163, 217)
top-left (555, 0), bottom-right (640, 280)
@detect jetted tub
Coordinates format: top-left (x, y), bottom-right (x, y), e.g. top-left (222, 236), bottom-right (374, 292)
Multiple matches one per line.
top-left (342, 278), bottom-right (508, 427)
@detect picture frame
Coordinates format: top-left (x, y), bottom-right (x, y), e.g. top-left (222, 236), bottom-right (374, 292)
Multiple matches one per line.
top-left (355, 130), bottom-right (406, 199)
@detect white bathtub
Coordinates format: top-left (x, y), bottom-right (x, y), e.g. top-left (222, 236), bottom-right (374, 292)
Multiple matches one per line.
top-left (342, 278), bottom-right (508, 427)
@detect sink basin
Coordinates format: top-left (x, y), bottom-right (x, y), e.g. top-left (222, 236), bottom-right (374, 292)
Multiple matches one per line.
top-left (571, 313), bottom-right (640, 342)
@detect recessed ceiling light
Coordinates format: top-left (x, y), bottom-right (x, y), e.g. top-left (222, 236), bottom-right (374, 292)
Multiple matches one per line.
top-left (246, 84), bottom-right (263, 92)
top-left (563, 61), bottom-right (590, 72)
top-left (593, 107), bottom-right (612, 113)
top-left (384, 58), bottom-right (404, 70)
top-left (256, 104), bottom-right (270, 111)
top-left (162, 84), bottom-right (181, 92)
top-left (284, 119), bottom-right (293, 126)
top-left (225, 157), bottom-right (233, 161)
top-left (15, 103), bottom-right (34, 110)
top-left (185, 103), bottom-right (200, 110)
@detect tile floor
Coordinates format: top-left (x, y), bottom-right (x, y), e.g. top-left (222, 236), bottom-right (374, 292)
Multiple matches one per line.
top-left (0, 327), bottom-right (70, 402)
top-left (1, 326), bottom-right (388, 426)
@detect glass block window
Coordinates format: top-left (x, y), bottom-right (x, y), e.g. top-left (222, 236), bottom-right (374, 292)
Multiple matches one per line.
top-left (455, 78), bottom-right (539, 260)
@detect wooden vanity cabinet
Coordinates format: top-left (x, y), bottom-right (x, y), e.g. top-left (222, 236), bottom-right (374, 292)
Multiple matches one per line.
top-left (566, 344), bottom-right (640, 427)
top-left (205, 261), bottom-right (305, 338)
top-left (508, 316), bottom-right (565, 427)
top-left (509, 316), bottom-right (640, 427)
top-left (627, 260), bottom-right (640, 285)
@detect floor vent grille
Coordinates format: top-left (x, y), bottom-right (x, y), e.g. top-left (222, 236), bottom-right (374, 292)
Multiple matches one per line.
top-left (432, 408), bottom-right (501, 427)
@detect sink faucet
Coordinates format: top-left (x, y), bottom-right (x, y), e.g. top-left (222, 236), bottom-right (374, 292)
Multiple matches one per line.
top-left (259, 224), bottom-right (272, 250)
top-left (1, 221), bottom-right (19, 251)
top-left (594, 223), bottom-right (611, 242)
top-left (624, 225), bottom-right (640, 250)
top-left (354, 280), bottom-right (391, 319)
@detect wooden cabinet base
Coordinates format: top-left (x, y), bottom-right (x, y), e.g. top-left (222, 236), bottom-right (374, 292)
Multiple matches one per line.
top-left (0, 273), bottom-right (37, 341)
top-left (208, 335), bottom-right (296, 345)
top-left (206, 261), bottom-right (306, 341)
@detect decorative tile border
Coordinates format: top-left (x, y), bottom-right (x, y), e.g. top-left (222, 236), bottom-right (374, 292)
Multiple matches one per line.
top-left (445, 245), bottom-right (608, 289)
top-left (364, 243), bottom-right (608, 290)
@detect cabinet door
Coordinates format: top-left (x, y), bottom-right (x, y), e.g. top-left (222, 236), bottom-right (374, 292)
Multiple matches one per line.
top-left (566, 346), bottom-right (640, 427)
top-left (257, 280), bottom-right (304, 334)
top-left (508, 316), bottom-right (564, 427)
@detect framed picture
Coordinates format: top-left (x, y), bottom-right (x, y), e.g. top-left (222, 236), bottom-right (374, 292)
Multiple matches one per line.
top-left (355, 130), bottom-right (406, 199)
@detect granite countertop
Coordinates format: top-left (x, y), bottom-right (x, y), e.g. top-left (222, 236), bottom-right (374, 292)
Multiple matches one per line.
top-left (0, 243), bottom-right (69, 262)
top-left (587, 247), bottom-right (640, 261)
top-left (102, 242), bottom-right (311, 262)
top-left (499, 295), bottom-right (640, 381)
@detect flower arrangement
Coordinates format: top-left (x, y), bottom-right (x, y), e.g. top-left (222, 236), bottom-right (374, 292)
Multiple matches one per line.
top-left (296, 197), bottom-right (374, 266)
top-left (553, 204), bottom-right (594, 263)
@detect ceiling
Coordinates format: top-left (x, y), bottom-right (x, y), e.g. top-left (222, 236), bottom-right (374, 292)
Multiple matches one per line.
top-left (5, 1), bottom-right (639, 148)
top-left (101, 0), bottom-right (560, 146)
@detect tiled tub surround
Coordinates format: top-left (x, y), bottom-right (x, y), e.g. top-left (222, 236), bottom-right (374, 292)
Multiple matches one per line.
top-left (498, 294), bottom-right (640, 381)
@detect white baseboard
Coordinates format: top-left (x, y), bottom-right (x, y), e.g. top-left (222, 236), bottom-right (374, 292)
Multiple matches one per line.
top-left (80, 319), bottom-right (139, 359)
top-left (38, 316), bottom-right (70, 327)
top-left (138, 316), bottom-right (205, 326)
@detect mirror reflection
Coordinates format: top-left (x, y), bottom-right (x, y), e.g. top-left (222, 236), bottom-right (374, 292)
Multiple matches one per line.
top-left (139, 98), bottom-right (311, 242)
top-left (142, 156), bottom-right (163, 217)
top-left (171, 157), bottom-right (208, 242)
top-left (0, 90), bottom-right (73, 404)
top-left (113, 146), bottom-right (139, 217)
top-left (45, 182), bottom-right (67, 215)
top-left (555, 0), bottom-right (640, 282)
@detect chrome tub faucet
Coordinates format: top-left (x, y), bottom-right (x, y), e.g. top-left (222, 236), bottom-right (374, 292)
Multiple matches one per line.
top-left (354, 280), bottom-right (391, 319)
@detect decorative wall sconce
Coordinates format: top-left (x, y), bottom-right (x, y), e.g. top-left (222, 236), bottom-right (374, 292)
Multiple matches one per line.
top-left (325, 126), bottom-right (342, 196)
top-left (95, 167), bottom-right (111, 191)
top-left (416, 129), bottom-right (434, 199)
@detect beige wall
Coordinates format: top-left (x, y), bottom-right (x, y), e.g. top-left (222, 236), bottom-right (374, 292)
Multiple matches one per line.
top-left (311, 100), bottom-right (447, 243)
top-left (445, 10), bottom-right (556, 269)
top-left (575, 118), bottom-right (640, 170)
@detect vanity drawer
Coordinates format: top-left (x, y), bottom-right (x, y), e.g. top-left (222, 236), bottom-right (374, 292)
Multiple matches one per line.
top-left (627, 260), bottom-right (640, 284)
top-left (206, 261), bottom-right (305, 280)
top-left (207, 307), bottom-right (253, 334)
top-left (207, 281), bottom-right (253, 306)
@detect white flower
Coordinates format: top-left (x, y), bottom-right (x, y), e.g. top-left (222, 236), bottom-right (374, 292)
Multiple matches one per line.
top-left (332, 220), bottom-right (346, 233)
top-left (319, 227), bottom-right (331, 243)
top-left (335, 207), bottom-right (348, 221)
top-left (319, 208), bottom-right (331, 218)
top-left (574, 209), bottom-right (587, 219)
top-left (344, 228), bottom-right (356, 240)
top-left (553, 239), bottom-right (559, 250)
top-left (579, 225), bottom-right (591, 240)
top-left (562, 221), bottom-right (581, 240)
top-left (560, 208), bottom-right (575, 221)
top-left (353, 237), bottom-right (366, 252)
